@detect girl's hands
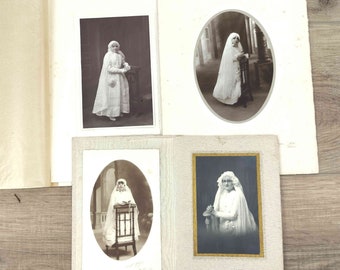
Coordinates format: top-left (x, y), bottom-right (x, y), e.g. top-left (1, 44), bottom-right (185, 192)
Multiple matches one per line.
top-left (123, 62), bottom-right (131, 72)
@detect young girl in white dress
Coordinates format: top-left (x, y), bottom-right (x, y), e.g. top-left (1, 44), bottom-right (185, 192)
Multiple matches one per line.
top-left (102, 178), bottom-right (140, 247)
top-left (212, 33), bottom-right (245, 105)
top-left (205, 171), bottom-right (257, 236)
top-left (92, 40), bottom-right (130, 121)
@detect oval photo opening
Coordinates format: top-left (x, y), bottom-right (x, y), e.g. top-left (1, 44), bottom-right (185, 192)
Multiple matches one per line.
top-left (90, 159), bottom-right (153, 260)
top-left (194, 11), bottom-right (274, 122)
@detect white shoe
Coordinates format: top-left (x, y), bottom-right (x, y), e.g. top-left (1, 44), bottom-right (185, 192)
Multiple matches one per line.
top-left (109, 117), bottom-right (116, 121)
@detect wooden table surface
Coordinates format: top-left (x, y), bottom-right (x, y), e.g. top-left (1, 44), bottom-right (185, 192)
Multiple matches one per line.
top-left (0, 1), bottom-right (339, 269)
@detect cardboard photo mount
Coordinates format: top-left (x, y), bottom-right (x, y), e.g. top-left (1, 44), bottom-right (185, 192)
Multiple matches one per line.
top-left (72, 135), bottom-right (283, 270)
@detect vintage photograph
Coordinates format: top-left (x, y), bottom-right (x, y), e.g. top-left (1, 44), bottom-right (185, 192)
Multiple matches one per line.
top-left (78, 148), bottom-right (161, 270)
top-left (194, 10), bottom-right (274, 122)
top-left (90, 159), bottom-right (153, 260)
top-left (193, 153), bottom-right (263, 256)
top-left (80, 15), bottom-right (155, 129)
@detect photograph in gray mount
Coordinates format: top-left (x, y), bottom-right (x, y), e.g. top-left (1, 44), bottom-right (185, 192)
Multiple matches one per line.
top-left (194, 10), bottom-right (274, 122)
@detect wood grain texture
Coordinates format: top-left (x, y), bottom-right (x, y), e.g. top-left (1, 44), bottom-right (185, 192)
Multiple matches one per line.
top-left (309, 20), bottom-right (340, 174)
top-left (307, 0), bottom-right (340, 22)
top-left (0, 0), bottom-right (339, 269)
top-left (0, 187), bottom-right (72, 270)
top-left (281, 174), bottom-right (340, 270)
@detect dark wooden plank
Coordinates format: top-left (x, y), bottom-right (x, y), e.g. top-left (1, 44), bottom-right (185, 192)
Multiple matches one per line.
top-left (0, 187), bottom-right (72, 270)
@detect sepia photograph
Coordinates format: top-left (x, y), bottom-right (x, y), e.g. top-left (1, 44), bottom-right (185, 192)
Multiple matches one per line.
top-left (193, 153), bottom-right (263, 256)
top-left (194, 10), bottom-right (274, 122)
top-left (78, 148), bottom-right (161, 270)
top-left (90, 159), bottom-right (153, 260)
top-left (80, 15), bottom-right (155, 129)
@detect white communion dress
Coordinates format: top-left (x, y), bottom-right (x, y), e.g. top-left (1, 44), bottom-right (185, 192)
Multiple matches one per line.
top-left (102, 180), bottom-right (140, 246)
top-left (92, 49), bottom-right (130, 118)
top-left (211, 171), bottom-right (258, 236)
top-left (212, 32), bottom-right (243, 105)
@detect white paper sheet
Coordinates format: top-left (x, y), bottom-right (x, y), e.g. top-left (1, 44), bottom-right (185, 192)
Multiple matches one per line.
top-left (158, 0), bottom-right (318, 175)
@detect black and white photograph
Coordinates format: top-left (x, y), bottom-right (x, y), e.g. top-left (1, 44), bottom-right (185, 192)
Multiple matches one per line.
top-left (194, 10), bottom-right (274, 122)
top-left (90, 159), bottom-right (153, 261)
top-left (193, 153), bottom-right (263, 256)
top-left (80, 15), bottom-right (155, 129)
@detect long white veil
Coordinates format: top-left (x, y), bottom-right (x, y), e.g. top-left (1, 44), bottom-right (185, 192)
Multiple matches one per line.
top-left (102, 178), bottom-right (140, 246)
top-left (212, 171), bottom-right (257, 236)
top-left (212, 33), bottom-right (243, 101)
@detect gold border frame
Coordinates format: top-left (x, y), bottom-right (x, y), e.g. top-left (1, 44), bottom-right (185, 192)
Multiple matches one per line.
top-left (192, 152), bottom-right (264, 257)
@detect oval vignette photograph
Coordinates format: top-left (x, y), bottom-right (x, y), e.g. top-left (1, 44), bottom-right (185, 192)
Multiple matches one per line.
top-left (194, 10), bottom-right (274, 122)
top-left (90, 159), bottom-right (153, 261)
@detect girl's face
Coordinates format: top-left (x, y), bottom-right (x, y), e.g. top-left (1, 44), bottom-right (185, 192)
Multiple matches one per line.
top-left (222, 178), bottom-right (234, 192)
top-left (116, 180), bottom-right (126, 192)
top-left (231, 35), bottom-right (240, 47)
top-left (111, 43), bottom-right (120, 52)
